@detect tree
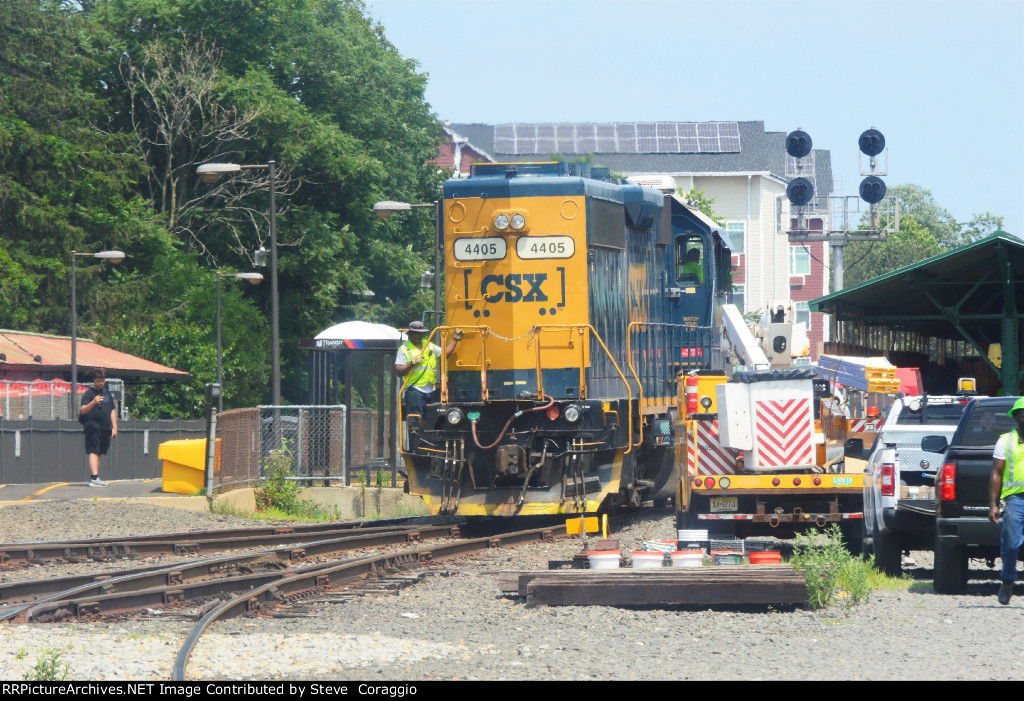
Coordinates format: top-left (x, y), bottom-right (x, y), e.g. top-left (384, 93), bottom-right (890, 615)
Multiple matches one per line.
top-left (960, 212), bottom-right (1005, 242)
top-left (843, 214), bottom-right (943, 287)
top-left (885, 184), bottom-right (962, 249)
top-left (679, 188), bottom-right (725, 226)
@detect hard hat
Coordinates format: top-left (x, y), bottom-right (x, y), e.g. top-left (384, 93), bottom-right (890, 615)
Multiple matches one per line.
top-left (1010, 397), bottom-right (1024, 418)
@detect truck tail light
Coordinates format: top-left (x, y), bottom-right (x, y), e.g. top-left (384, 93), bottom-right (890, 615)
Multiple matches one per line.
top-left (880, 463), bottom-right (895, 497)
top-left (938, 463), bottom-right (956, 501)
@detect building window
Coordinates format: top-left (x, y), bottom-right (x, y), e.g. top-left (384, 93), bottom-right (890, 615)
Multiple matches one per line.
top-left (795, 301), bottom-right (810, 328)
top-left (790, 245), bottom-right (810, 275)
top-left (725, 222), bottom-right (745, 254)
top-left (731, 284), bottom-right (745, 311)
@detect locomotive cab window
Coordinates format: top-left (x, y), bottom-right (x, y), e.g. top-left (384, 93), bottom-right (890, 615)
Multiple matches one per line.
top-left (675, 235), bottom-right (705, 286)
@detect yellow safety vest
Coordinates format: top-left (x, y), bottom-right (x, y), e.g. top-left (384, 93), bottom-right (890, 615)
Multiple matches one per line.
top-left (403, 340), bottom-right (438, 388)
top-left (1001, 430), bottom-right (1024, 499)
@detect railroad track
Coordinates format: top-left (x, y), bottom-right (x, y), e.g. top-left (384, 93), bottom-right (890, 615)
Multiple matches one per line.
top-left (0, 524), bottom-right (461, 620)
top-left (1, 518), bottom-right (568, 681)
top-left (0, 515), bottom-right (448, 569)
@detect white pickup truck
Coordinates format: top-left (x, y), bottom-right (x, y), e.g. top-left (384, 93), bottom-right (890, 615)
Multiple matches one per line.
top-left (845, 394), bottom-right (974, 576)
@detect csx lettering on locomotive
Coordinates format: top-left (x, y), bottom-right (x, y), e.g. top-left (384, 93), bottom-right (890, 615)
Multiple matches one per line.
top-left (481, 273), bottom-right (548, 303)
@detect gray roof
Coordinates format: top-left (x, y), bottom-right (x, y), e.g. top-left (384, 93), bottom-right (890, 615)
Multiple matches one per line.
top-left (448, 120), bottom-right (833, 198)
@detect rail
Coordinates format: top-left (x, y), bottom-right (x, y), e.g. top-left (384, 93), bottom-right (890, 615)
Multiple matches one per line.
top-left (171, 523), bottom-right (566, 680)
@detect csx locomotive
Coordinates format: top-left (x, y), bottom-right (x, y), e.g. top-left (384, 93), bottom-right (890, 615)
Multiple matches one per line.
top-left (403, 161), bottom-right (732, 516)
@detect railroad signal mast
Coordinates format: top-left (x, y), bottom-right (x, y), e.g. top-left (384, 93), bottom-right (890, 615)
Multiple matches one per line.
top-left (785, 127), bottom-right (899, 292)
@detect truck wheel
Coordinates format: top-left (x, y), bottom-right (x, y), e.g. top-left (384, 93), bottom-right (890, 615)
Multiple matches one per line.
top-left (933, 535), bottom-right (969, 594)
top-left (872, 522), bottom-right (902, 576)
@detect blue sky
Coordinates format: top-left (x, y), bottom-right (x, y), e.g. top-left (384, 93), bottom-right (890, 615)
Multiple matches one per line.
top-left (365, 0), bottom-right (1024, 237)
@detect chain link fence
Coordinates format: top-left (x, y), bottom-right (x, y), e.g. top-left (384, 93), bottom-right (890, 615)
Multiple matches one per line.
top-left (212, 405), bottom-right (347, 492)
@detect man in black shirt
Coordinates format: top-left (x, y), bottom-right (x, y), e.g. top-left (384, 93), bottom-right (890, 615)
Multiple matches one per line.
top-left (80, 368), bottom-right (118, 487)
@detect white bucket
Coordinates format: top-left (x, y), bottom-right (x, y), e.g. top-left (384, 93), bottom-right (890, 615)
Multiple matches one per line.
top-left (630, 551), bottom-right (665, 569)
top-left (587, 550), bottom-right (621, 570)
top-left (670, 550), bottom-right (705, 568)
top-left (677, 529), bottom-right (709, 542)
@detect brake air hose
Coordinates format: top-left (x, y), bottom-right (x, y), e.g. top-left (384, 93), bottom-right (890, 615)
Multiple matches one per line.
top-left (470, 396), bottom-right (556, 450)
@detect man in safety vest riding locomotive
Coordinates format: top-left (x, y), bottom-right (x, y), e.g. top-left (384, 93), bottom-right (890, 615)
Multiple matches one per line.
top-left (394, 320), bottom-right (461, 419)
top-left (990, 396), bottom-right (1024, 605)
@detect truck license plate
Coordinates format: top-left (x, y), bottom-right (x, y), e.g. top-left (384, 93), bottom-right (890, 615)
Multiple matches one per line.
top-left (710, 497), bottom-right (738, 512)
top-left (833, 477), bottom-right (854, 486)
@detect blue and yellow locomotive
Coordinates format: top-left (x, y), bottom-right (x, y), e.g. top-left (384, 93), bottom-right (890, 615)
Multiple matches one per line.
top-left (403, 161), bottom-right (732, 516)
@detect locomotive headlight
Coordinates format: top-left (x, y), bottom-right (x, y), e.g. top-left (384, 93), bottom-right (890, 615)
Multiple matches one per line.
top-left (446, 407), bottom-right (465, 425)
top-left (564, 404), bottom-right (583, 423)
top-left (510, 213), bottom-right (526, 230)
top-left (494, 213), bottom-right (510, 231)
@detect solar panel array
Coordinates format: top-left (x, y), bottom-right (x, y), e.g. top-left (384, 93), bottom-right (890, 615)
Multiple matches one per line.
top-left (493, 122), bottom-right (741, 155)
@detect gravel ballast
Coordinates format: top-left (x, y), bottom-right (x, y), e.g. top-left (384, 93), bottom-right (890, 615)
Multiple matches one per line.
top-left (0, 500), bottom-right (1020, 681)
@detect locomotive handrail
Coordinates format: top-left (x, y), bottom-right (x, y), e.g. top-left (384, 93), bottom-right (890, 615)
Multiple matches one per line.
top-left (529, 323), bottom-right (635, 455)
top-left (401, 324), bottom-right (634, 454)
top-left (626, 320), bottom-right (715, 448)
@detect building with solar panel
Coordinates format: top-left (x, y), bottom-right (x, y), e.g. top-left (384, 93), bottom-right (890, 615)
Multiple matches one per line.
top-left (441, 121), bottom-right (833, 359)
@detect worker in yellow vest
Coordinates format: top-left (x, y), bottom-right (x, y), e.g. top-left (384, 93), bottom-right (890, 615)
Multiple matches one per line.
top-left (990, 396), bottom-right (1024, 604)
top-left (395, 320), bottom-right (461, 418)
top-left (677, 247), bottom-right (704, 285)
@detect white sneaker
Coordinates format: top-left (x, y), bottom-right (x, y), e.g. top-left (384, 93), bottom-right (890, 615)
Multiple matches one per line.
top-left (89, 479), bottom-right (108, 488)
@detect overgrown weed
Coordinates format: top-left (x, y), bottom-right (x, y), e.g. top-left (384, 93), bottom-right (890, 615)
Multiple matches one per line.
top-left (23, 649), bottom-right (70, 681)
top-left (790, 524), bottom-right (906, 610)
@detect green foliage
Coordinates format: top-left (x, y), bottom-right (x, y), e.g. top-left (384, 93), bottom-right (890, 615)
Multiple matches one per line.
top-left (0, 0), bottom-right (446, 416)
top-left (789, 525), bottom-right (877, 611)
top-left (23, 649), bottom-right (70, 681)
top-left (843, 214), bottom-right (944, 288)
top-left (678, 188), bottom-right (725, 226)
top-left (254, 449), bottom-right (305, 514)
top-left (253, 448), bottom-right (336, 520)
top-left (375, 470), bottom-right (392, 487)
top-left (885, 184), bottom-right (963, 248)
top-left (960, 212), bottom-right (1005, 242)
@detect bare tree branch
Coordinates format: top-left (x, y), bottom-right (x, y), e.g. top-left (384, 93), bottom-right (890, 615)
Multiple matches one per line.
top-left (117, 36), bottom-right (299, 265)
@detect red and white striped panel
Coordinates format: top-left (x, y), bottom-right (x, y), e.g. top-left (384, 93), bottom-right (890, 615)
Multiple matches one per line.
top-left (848, 418), bottom-right (880, 433)
top-left (752, 399), bottom-right (814, 469)
top-left (687, 420), bottom-right (740, 476)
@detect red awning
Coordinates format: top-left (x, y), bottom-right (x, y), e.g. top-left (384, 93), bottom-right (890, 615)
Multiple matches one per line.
top-left (0, 331), bottom-right (189, 380)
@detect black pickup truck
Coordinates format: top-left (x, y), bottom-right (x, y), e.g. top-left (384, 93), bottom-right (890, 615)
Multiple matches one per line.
top-left (921, 396), bottom-right (1020, 593)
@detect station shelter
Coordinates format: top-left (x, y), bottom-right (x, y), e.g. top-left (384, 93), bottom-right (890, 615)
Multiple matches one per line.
top-left (810, 231), bottom-right (1023, 396)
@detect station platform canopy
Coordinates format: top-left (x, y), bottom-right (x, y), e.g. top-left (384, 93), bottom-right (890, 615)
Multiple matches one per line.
top-left (810, 231), bottom-right (1023, 395)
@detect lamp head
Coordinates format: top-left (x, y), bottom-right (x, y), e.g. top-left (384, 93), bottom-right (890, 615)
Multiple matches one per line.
top-left (95, 250), bottom-right (125, 264)
top-left (236, 272), bottom-right (264, 286)
top-left (373, 200), bottom-right (412, 219)
top-left (197, 163), bottom-right (242, 184)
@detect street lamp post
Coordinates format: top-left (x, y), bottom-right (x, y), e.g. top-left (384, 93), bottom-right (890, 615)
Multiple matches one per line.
top-left (70, 250), bottom-right (125, 417)
top-left (373, 200), bottom-right (441, 324)
top-left (197, 161), bottom-right (281, 405)
top-left (215, 271), bottom-right (264, 412)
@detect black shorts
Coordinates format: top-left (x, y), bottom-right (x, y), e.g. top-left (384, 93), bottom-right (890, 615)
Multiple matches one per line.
top-left (84, 427), bottom-right (112, 455)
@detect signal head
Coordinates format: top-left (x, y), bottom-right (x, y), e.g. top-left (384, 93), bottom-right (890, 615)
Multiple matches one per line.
top-left (859, 175), bottom-right (887, 204)
top-left (859, 128), bottom-right (885, 157)
top-left (785, 130), bottom-right (813, 159)
top-left (786, 177), bottom-right (815, 207)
